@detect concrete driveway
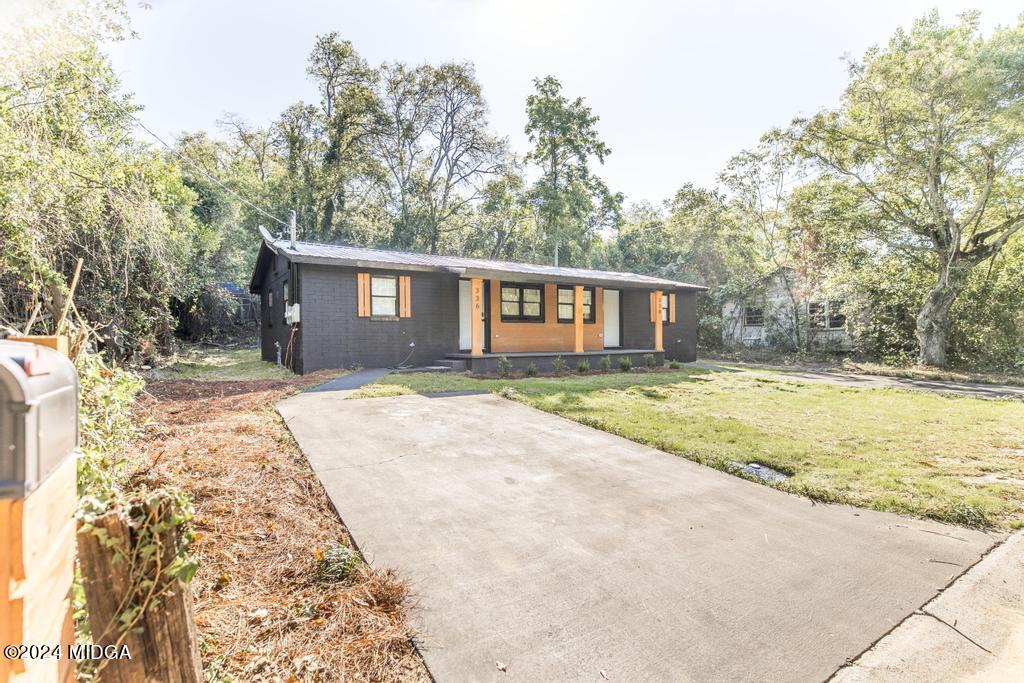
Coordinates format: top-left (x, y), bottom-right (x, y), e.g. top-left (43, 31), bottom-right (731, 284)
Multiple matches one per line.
top-left (278, 391), bottom-right (997, 681)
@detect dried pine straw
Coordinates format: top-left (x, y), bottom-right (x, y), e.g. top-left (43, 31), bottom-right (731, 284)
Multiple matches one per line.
top-left (125, 374), bottom-right (429, 682)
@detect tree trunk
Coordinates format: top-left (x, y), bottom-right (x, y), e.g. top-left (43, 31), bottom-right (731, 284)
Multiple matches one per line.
top-left (77, 494), bottom-right (201, 683)
top-left (915, 268), bottom-right (962, 367)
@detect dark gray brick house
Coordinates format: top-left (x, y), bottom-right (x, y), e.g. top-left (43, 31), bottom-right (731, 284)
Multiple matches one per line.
top-left (249, 227), bottom-right (705, 374)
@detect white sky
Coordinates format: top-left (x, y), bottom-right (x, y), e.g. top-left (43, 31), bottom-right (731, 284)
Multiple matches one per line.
top-left (101, 0), bottom-right (1019, 206)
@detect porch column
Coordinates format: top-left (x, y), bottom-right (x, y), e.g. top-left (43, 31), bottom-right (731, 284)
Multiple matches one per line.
top-left (573, 285), bottom-right (584, 353)
top-left (654, 290), bottom-right (664, 351)
top-left (471, 277), bottom-right (484, 356)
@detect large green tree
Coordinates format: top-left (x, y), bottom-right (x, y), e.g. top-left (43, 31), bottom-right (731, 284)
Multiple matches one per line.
top-left (0, 44), bottom-right (207, 357)
top-left (790, 11), bottom-right (1024, 366)
top-left (524, 76), bottom-right (615, 266)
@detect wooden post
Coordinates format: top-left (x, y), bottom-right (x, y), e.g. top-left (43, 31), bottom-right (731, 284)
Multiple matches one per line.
top-left (77, 494), bottom-right (201, 683)
top-left (471, 278), bottom-right (484, 356)
top-left (654, 290), bottom-right (664, 351)
top-left (573, 285), bottom-right (584, 353)
top-left (55, 258), bottom-right (83, 335)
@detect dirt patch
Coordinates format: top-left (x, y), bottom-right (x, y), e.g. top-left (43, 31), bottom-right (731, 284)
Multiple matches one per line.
top-left (124, 372), bottom-right (428, 682)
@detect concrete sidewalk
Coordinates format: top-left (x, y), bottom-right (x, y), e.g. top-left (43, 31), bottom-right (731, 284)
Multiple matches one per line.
top-left (834, 531), bottom-right (1024, 682)
top-left (279, 391), bottom-right (998, 681)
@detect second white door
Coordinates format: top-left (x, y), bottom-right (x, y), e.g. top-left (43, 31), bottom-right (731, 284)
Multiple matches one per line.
top-left (603, 289), bottom-right (620, 347)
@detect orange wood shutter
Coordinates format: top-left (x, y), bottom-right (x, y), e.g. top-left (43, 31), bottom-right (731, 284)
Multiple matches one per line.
top-left (669, 292), bottom-right (676, 323)
top-left (357, 272), bottom-right (370, 317)
top-left (649, 291), bottom-right (656, 322)
top-left (399, 276), bottom-right (411, 317)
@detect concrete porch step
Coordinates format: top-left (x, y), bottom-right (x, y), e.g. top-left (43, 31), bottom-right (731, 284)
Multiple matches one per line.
top-left (433, 358), bottom-right (467, 371)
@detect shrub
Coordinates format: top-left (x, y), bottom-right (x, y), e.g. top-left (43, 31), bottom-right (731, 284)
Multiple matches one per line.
top-left (577, 358), bottom-right (590, 373)
top-left (552, 356), bottom-right (566, 374)
top-left (525, 362), bottom-right (539, 377)
top-left (668, 359), bottom-right (681, 369)
top-left (643, 353), bottom-right (657, 368)
top-left (317, 541), bottom-right (361, 583)
top-left (497, 355), bottom-right (512, 378)
top-left (619, 357), bottom-right (632, 372)
top-left (600, 355), bottom-right (612, 372)
top-left (77, 353), bottom-right (145, 505)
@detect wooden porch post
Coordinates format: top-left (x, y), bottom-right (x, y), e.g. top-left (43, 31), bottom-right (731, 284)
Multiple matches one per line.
top-left (471, 277), bottom-right (484, 356)
top-left (573, 285), bottom-right (584, 353)
top-left (654, 290), bottom-right (664, 351)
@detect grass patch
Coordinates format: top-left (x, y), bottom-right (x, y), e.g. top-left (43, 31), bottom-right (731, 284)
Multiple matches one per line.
top-left (153, 345), bottom-right (292, 381)
top-left (348, 383), bottom-right (416, 399)
top-left (370, 369), bottom-right (1024, 529)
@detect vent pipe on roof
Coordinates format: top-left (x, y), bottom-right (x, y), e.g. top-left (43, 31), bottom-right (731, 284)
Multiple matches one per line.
top-left (288, 210), bottom-right (297, 249)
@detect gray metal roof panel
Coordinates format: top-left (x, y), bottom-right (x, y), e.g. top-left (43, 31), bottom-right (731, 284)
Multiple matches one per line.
top-left (262, 232), bottom-right (706, 290)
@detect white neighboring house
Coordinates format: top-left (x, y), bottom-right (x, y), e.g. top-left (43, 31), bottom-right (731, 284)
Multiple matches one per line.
top-left (722, 269), bottom-right (854, 350)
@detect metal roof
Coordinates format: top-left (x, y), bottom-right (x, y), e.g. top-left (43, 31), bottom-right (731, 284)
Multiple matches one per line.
top-left (257, 227), bottom-right (706, 290)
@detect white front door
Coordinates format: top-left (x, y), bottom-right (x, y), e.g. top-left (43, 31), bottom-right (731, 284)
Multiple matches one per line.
top-left (603, 289), bottom-right (620, 347)
top-left (459, 280), bottom-right (473, 350)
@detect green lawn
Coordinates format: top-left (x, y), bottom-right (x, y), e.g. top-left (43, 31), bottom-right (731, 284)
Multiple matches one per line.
top-left (152, 346), bottom-right (294, 381)
top-left (355, 368), bottom-right (1024, 529)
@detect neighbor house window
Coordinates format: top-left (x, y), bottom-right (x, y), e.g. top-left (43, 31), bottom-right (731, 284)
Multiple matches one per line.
top-left (557, 286), bottom-right (595, 323)
top-left (500, 283), bottom-right (543, 322)
top-left (370, 275), bottom-right (398, 317)
top-left (743, 306), bottom-right (764, 327)
top-left (828, 300), bottom-right (846, 329)
top-left (809, 300), bottom-right (846, 330)
top-left (661, 293), bottom-right (669, 323)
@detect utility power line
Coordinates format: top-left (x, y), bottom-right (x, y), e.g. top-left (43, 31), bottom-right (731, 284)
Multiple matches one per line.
top-left (61, 59), bottom-right (295, 231)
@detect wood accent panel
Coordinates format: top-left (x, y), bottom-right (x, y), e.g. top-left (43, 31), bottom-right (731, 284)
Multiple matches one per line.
top-left (573, 285), bottom-right (584, 353)
top-left (669, 292), bottom-right (676, 323)
top-left (471, 278), bottom-right (484, 356)
top-left (356, 272), bottom-right (370, 317)
top-left (489, 281), bottom-right (604, 352)
top-left (1, 456), bottom-right (76, 683)
top-left (7, 336), bottom-right (69, 356)
top-left (399, 276), bottom-right (411, 318)
top-left (654, 290), bottom-right (664, 351)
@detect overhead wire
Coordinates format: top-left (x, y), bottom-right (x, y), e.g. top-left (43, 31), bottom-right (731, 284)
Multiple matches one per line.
top-left (61, 58), bottom-right (296, 232)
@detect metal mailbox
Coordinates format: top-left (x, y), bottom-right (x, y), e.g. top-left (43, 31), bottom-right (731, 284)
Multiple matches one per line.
top-left (0, 340), bottom-right (79, 498)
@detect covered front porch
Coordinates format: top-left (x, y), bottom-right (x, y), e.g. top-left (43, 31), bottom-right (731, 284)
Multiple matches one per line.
top-left (456, 276), bottom-right (672, 361)
top-left (441, 348), bottom-right (665, 373)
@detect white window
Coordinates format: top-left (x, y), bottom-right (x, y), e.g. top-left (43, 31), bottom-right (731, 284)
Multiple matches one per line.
top-left (809, 301), bottom-right (846, 330)
top-left (557, 286), bottom-right (595, 323)
top-left (661, 293), bottom-right (669, 322)
top-left (371, 275), bottom-right (398, 317)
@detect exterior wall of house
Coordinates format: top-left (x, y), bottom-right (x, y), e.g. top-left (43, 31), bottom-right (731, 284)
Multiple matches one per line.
top-left (253, 250), bottom-right (702, 372)
top-left (664, 289), bottom-right (698, 362)
top-left (259, 252), bottom-right (293, 366)
top-left (620, 287), bottom-right (698, 362)
top-left (722, 271), bottom-right (854, 350)
top-left (297, 264), bottom-right (459, 373)
top-left (488, 282), bottom-right (605, 352)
